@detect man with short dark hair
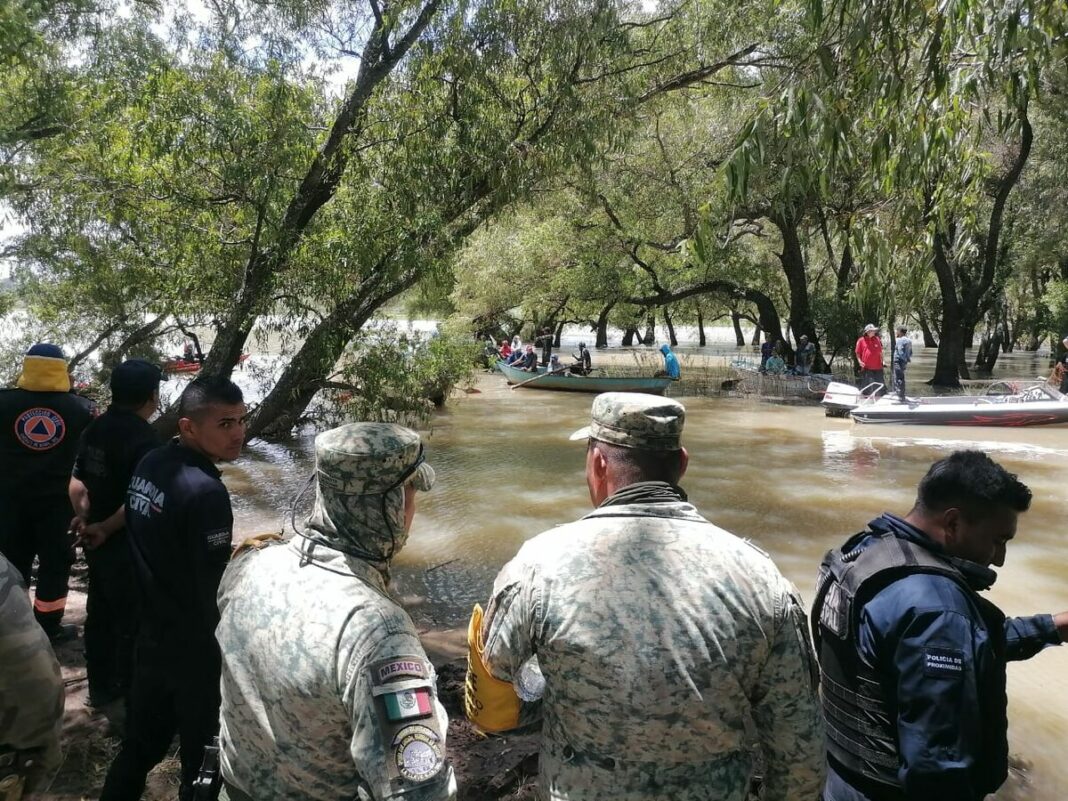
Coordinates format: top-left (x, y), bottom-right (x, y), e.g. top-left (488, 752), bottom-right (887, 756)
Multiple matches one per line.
top-left (466, 393), bottom-right (824, 801)
top-left (814, 451), bottom-right (1068, 801)
top-left (0, 343), bottom-right (95, 639)
top-left (891, 326), bottom-right (912, 402)
top-left (69, 359), bottom-right (162, 708)
top-left (571, 342), bottom-right (592, 375)
top-left (100, 375), bottom-right (246, 801)
top-left (795, 335), bottom-right (816, 376)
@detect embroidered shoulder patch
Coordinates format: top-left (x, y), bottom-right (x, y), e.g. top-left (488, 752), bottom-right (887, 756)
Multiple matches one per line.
top-left (15, 407), bottom-right (66, 451)
top-left (373, 657), bottom-right (428, 684)
top-left (392, 724), bottom-right (444, 782)
top-left (923, 647), bottom-right (965, 678)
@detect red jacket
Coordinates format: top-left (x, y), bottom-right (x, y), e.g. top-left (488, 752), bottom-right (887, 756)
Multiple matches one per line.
top-left (855, 334), bottom-right (883, 370)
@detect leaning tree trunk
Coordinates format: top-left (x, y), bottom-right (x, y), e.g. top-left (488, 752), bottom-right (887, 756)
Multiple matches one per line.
top-left (731, 311), bottom-right (745, 346)
top-left (594, 302), bottom-right (614, 348)
top-left (622, 327), bottom-right (639, 346)
top-left (750, 323), bottom-right (761, 346)
top-left (553, 321), bottom-right (564, 348)
top-left (697, 308), bottom-right (707, 346)
top-left (664, 307), bottom-right (678, 346)
top-left (918, 313), bottom-right (939, 348)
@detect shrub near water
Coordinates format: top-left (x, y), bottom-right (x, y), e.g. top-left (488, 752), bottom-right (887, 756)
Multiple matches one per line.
top-left (320, 327), bottom-right (480, 427)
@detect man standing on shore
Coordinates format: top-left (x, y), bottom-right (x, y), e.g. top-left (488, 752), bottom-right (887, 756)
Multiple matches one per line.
top-left (69, 360), bottom-right (162, 708)
top-left (0, 343), bottom-right (95, 639)
top-left (466, 393), bottom-right (824, 801)
top-left (855, 324), bottom-right (885, 393)
top-left (100, 376), bottom-right (245, 801)
top-left (216, 423), bottom-right (454, 801)
top-left (814, 451), bottom-right (1067, 801)
top-left (0, 551), bottom-right (64, 797)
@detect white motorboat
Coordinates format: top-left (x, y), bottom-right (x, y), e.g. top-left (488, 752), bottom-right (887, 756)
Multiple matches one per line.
top-left (822, 381), bottom-right (1068, 427)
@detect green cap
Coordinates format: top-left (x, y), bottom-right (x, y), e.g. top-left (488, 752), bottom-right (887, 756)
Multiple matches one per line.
top-left (569, 392), bottom-right (685, 451)
top-left (315, 423), bottom-right (435, 497)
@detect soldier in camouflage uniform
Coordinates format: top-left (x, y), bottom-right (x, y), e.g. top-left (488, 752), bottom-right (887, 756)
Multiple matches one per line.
top-left (0, 552), bottom-right (64, 798)
top-left (216, 423), bottom-right (455, 801)
top-left (465, 392), bottom-right (824, 801)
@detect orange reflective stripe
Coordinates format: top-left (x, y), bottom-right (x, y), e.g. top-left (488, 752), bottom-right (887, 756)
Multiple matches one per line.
top-left (33, 596), bottom-right (67, 613)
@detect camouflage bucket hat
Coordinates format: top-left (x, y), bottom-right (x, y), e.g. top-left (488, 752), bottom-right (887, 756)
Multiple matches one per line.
top-left (315, 422), bottom-right (435, 496)
top-left (569, 392), bottom-right (685, 451)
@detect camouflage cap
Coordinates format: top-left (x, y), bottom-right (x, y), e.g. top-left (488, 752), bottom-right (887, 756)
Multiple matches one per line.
top-left (315, 422), bottom-right (435, 496)
top-left (568, 392), bottom-right (685, 451)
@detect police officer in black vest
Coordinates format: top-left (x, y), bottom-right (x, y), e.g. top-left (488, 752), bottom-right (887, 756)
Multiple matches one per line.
top-left (0, 343), bottom-right (95, 639)
top-left (69, 359), bottom-right (163, 708)
top-left (100, 374), bottom-right (245, 801)
top-left (813, 450), bottom-right (1068, 801)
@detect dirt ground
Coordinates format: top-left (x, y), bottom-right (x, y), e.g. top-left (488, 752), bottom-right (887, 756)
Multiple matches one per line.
top-left (40, 567), bottom-right (537, 801)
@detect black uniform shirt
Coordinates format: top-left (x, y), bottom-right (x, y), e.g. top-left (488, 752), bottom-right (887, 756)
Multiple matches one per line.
top-left (73, 407), bottom-right (159, 526)
top-left (0, 388), bottom-right (95, 497)
top-left (125, 440), bottom-right (233, 646)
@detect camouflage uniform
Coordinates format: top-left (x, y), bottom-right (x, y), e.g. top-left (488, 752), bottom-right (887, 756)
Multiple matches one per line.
top-left (0, 552), bottom-right (64, 796)
top-left (470, 393), bottom-right (825, 801)
top-left (217, 424), bottom-right (454, 801)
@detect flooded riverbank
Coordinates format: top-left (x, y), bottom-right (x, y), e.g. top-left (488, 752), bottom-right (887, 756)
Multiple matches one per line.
top-left (213, 342), bottom-right (1067, 798)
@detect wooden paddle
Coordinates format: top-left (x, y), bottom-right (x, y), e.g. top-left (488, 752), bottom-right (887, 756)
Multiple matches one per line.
top-left (510, 364), bottom-right (572, 390)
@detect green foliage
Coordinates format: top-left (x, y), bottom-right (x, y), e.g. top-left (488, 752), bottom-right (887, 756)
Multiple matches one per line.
top-left (329, 328), bottom-right (479, 424)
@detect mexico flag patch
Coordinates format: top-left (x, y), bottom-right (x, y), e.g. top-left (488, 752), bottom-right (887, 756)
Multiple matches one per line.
top-left (384, 688), bottom-right (433, 721)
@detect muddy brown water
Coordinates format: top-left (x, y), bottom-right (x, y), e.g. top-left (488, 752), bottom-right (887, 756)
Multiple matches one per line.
top-left (220, 345), bottom-right (1067, 799)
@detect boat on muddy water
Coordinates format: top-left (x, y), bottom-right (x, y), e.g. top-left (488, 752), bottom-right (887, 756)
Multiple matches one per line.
top-left (496, 360), bottom-right (674, 394)
top-left (730, 360), bottom-right (835, 400)
top-left (822, 380), bottom-right (1068, 427)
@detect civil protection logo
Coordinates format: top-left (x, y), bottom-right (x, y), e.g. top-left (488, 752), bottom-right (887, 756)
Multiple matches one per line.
top-left (15, 407), bottom-right (66, 451)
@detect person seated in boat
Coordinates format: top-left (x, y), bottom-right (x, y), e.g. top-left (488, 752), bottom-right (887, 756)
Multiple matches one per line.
top-left (505, 347), bottom-right (523, 365)
top-left (548, 354), bottom-right (567, 374)
top-left (759, 335), bottom-right (775, 373)
top-left (182, 341), bottom-right (195, 362)
top-left (514, 345), bottom-right (538, 372)
top-left (499, 340), bottom-right (513, 360)
top-left (795, 335), bottom-right (816, 376)
top-left (765, 352), bottom-right (787, 375)
top-left (654, 344), bottom-right (681, 380)
top-left (571, 342), bottom-right (592, 376)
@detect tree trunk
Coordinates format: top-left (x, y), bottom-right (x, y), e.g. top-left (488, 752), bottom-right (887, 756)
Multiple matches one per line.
top-left (750, 323), bottom-right (761, 346)
top-left (664, 307), bottom-right (678, 346)
top-left (247, 270), bottom-right (421, 439)
top-left (731, 311), bottom-right (745, 346)
top-left (974, 324), bottom-right (1004, 374)
top-left (930, 234), bottom-right (966, 387)
top-left (622, 327), bottom-right (638, 346)
top-left (697, 308), bottom-right (707, 346)
top-left (641, 313), bottom-right (655, 345)
top-left (771, 209), bottom-right (822, 369)
top-left (918, 313), bottom-right (938, 347)
top-left (594, 303), bottom-right (614, 348)
top-left (553, 320), bottom-right (564, 348)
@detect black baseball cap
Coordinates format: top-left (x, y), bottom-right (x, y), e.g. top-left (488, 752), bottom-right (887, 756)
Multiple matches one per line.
top-left (110, 359), bottom-right (164, 405)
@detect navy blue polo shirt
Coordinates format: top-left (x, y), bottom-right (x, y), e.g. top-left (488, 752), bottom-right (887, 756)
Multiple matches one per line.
top-left (73, 407), bottom-right (159, 527)
top-left (125, 439), bottom-right (234, 646)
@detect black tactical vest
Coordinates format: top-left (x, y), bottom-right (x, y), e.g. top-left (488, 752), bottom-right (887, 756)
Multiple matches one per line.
top-left (812, 529), bottom-right (1008, 798)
